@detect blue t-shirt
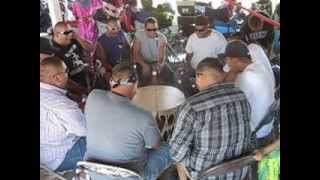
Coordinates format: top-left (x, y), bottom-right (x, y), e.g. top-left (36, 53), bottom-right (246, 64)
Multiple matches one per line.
top-left (98, 31), bottom-right (130, 66)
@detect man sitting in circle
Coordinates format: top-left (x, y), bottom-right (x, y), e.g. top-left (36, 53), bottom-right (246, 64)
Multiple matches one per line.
top-left (84, 62), bottom-right (172, 180)
top-left (132, 17), bottom-right (167, 85)
top-left (40, 21), bottom-right (95, 96)
top-left (96, 16), bottom-right (131, 80)
top-left (40, 56), bottom-right (86, 172)
top-left (185, 15), bottom-right (227, 71)
top-left (224, 40), bottom-right (275, 148)
top-left (170, 57), bottom-right (252, 180)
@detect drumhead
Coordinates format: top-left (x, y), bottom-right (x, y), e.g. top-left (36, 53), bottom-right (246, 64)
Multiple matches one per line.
top-left (132, 85), bottom-right (185, 112)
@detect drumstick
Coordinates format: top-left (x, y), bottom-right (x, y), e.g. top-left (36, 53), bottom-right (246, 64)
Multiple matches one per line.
top-left (238, 5), bottom-right (280, 28)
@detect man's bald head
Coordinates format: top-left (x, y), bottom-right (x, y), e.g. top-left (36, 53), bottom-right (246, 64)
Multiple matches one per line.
top-left (196, 57), bottom-right (226, 91)
top-left (110, 62), bottom-right (138, 99)
top-left (111, 62), bottom-right (135, 83)
top-left (40, 56), bottom-right (68, 88)
top-left (53, 21), bottom-right (73, 46)
top-left (53, 21), bottom-right (68, 32)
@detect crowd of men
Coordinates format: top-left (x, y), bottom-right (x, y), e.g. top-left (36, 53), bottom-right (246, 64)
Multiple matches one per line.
top-left (40, 0), bottom-right (280, 179)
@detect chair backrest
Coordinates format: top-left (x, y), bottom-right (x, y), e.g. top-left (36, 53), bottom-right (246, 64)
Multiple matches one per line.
top-left (199, 155), bottom-right (255, 179)
top-left (75, 161), bottom-right (142, 180)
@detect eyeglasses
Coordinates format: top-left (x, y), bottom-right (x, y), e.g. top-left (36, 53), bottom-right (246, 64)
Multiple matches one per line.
top-left (57, 30), bottom-right (73, 35)
top-left (146, 28), bottom-right (158, 32)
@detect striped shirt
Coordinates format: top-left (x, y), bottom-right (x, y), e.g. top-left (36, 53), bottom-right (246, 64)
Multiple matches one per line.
top-left (40, 82), bottom-right (86, 170)
top-left (169, 83), bottom-right (252, 180)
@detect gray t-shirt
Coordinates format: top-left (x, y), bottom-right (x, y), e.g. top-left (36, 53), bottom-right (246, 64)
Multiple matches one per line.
top-left (135, 30), bottom-right (167, 63)
top-left (84, 90), bottom-right (160, 163)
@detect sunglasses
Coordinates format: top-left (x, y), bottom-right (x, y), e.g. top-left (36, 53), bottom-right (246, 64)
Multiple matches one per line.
top-left (57, 30), bottom-right (73, 35)
top-left (196, 28), bottom-right (207, 32)
top-left (146, 28), bottom-right (158, 32)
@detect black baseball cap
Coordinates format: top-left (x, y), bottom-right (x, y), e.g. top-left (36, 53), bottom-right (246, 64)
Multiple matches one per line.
top-left (220, 40), bottom-right (251, 59)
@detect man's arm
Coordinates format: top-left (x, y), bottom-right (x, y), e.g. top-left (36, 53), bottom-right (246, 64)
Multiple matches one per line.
top-left (169, 104), bottom-right (194, 163)
top-left (185, 53), bottom-right (193, 63)
top-left (185, 36), bottom-right (193, 63)
top-left (176, 163), bottom-right (192, 180)
top-left (57, 103), bottom-right (86, 136)
top-left (132, 38), bottom-right (147, 67)
top-left (158, 41), bottom-right (167, 66)
top-left (96, 43), bottom-right (113, 72)
top-left (254, 138), bottom-right (280, 161)
top-left (144, 112), bottom-right (161, 150)
top-left (266, 25), bottom-right (275, 57)
top-left (73, 32), bottom-right (94, 52)
top-left (217, 34), bottom-right (227, 54)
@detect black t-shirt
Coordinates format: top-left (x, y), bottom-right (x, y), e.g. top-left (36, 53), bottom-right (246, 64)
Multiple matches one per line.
top-left (240, 15), bottom-right (274, 50)
top-left (40, 37), bottom-right (88, 87)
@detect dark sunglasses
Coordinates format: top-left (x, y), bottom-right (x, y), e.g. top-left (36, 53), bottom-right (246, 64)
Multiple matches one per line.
top-left (146, 28), bottom-right (158, 32)
top-left (196, 28), bottom-right (206, 32)
top-left (57, 30), bottom-right (73, 35)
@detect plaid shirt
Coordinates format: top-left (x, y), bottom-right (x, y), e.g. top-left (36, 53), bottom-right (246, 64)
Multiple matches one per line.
top-left (169, 83), bottom-right (252, 180)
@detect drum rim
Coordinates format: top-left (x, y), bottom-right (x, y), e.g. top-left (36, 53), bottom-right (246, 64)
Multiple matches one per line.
top-left (76, 161), bottom-right (142, 178)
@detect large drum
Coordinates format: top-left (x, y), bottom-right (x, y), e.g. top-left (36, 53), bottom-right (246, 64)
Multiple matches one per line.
top-left (74, 161), bottom-right (142, 180)
top-left (132, 85), bottom-right (186, 141)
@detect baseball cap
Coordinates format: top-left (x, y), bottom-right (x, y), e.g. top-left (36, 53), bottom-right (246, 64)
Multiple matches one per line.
top-left (221, 40), bottom-right (251, 59)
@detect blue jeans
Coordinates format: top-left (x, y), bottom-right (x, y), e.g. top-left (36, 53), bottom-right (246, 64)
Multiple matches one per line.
top-left (55, 137), bottom-right (86, 172)
top-left (143, 143), bottom-right (173, 180)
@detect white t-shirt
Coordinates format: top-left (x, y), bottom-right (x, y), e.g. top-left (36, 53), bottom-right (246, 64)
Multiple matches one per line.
top-left (235, 63), bottom-right (275, 138)
top-left (248, 43), bottom-right (275, 89)
top-left (185, 30), bottom-right (227, 69)
top-left (223, 43), bottom-right (275, 89)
